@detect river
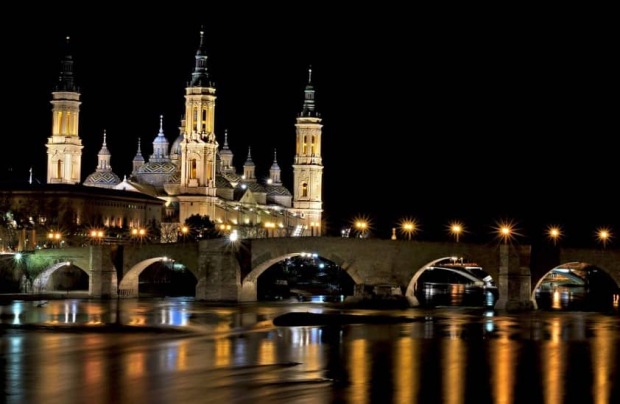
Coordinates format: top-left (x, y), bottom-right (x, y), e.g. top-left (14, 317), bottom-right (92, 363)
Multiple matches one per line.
top-left (1, 298), bottom-right (619, 403)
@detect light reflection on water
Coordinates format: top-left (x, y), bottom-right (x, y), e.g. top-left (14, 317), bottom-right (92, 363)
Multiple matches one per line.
top-left (1, 299), bottom-right (619, 403)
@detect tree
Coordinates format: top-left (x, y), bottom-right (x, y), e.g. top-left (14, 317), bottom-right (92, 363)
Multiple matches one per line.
top-left (183, 215), bottom-right (221, 241)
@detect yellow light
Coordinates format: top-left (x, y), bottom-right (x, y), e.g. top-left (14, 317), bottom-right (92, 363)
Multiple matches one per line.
top-left (596, 227), bottom-right (612, 248)
top-left (547, 225), bottom-right (562, 245)
top-left (493, 219), bottom-right (519, 244)
top-left (448, 221), bottom-right (464, 243)
top-left (399, 218), bottom-right (419, 241)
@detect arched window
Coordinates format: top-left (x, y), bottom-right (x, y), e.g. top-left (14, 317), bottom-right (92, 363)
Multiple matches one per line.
top-left (311, 135), bottom-right (315, 155)
top-left (202, 109), bottom-right (207, 132)
top-left (302, 182), bottom-right (308, 198)
top-left (303, 136), bottom-right (307, 154)
top-left (56, 160), bottom-right (63, 179)
top-left (190, 159), bottom-right (197, 179)
top-left (193, 107), bottom-right (198, 132)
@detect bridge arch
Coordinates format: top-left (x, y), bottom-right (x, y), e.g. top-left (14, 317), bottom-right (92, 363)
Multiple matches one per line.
top-left (531, 261), bottom-right (620, 310)
top-left (239, 251), bottom-right (361, 302)
top-left (118, 257), bottom-right (199, 298)
top-left (31, 261), bottom-right (78, 293)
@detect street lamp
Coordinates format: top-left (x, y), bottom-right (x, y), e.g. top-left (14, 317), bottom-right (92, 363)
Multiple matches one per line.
top-left (497, 223), bottom-right (513, 244)
top-left (547, 225), bottom-right (562, 246)
top-left (400, 218), bottom-right (418, 241)
top-left (180, 225), bottom-right (189, 242)
top-left (47, 230), bottom-right (62, 248)
top-left (449, 221), bottom-right (464, 243)
top-left (90, 229), bottom-right (105, 245)
top-left (354, 219), bottom-right (369, 238)
top-left (596, 227), bottom-right (612, 248)
top-left (131, 228), bottom-right (146, 244)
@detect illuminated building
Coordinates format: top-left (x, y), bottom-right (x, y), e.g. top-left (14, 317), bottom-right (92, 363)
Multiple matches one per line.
top-left (42, 30), bottom-right (324, 240)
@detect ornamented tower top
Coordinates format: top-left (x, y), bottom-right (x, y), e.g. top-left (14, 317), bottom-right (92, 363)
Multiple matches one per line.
top-left (46, 36), bottom-right (83, 184)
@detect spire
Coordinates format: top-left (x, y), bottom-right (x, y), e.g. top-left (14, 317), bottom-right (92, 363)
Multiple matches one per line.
top-left (269, 148), bottom-right (282, 184)
top-left (190, 26), bottom-right (213, 87)
top-left (245, 146), bottom-right (254, 165)
top-left (243, 146), bottom-right (256, 181)
top-left (133, 138), bottom-right (144, 162)
top-left (96, 130), bottom-right (112, 172)
top-left (99, 130), bottom-right (110, 156)
top-left (300, 65), bottom-right (319, 117)
top-left (55, 36), bottom-right (78, 92)
top-left (151, 115), bottom-right (170, 162)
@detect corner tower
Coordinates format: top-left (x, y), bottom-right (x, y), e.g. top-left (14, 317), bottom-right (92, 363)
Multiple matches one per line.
top-left (292, 67), bottom-right (323, 234)
top-left (179, 28), bottom-right (218, 196)
top-left (46, 37), bottom-right (83, 184)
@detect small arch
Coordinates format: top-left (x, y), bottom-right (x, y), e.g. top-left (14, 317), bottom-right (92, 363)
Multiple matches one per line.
top-left (32, 261), bottom-right (90, 294)
top-left (119, 257), bottom-right (198, 298)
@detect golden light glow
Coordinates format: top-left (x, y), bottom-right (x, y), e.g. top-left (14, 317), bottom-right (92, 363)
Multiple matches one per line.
top-left (596, 227), bottom-right (612, 248)
top-left (493, 220), bottom-right (519, 244)
top-left (352, 215), bottom-right (372, 238)
top-left (547, 225), bottom-right (562, 245)
top-left (399, 218), bottom-right (419, 241)
top-left (448, 221), bottom-right (464, 243)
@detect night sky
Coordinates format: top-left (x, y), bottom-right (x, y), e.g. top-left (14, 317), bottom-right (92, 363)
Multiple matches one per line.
top-left (2, 6), bottom-right (616, 244)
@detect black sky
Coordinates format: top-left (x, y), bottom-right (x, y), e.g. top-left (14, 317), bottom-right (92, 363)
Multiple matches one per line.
top-left (2, 5), bottom-right (617, 245)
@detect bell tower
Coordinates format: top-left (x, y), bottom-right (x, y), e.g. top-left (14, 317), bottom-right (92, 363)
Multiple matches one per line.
top-left (179, 28), bottom-right (218, 196)
top-left (46, 36), bottom-right (83, 184)
top-left (292, 66), bottom-right (323, 234)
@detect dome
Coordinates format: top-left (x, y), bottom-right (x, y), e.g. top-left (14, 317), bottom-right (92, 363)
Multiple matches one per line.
top-left (134, 161), bottom-right (178, 188)
top-left (166, 171), bottom-right (181, 184)
top-left (83, 171), bottom-right (121, 188)
top-left (170, 134), bottom-right (184, 156)
top-left (135, 161), bottom-right (177, 175)
top-left (266, 184), bottom-right (292, 197)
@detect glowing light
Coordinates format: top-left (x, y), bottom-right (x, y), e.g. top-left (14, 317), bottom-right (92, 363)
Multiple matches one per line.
top-left (596, 227), bottom-right (612, 248)
top-left (399, 218), bottom-right (419, 241)
top-left (352, 215), bottom-right (372, 238)
top-left (547, 225), bottom-right (562, 246)
top-left (448, 221), bottom-right (464, 243)
top-left (493, 219), bottom-right (519, 244)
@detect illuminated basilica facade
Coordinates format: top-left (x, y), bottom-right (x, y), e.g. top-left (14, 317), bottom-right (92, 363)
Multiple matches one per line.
top-left (46, 31), bottom-right (323, 240)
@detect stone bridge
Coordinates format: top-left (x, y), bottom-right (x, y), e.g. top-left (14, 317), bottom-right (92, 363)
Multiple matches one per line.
top-left (23, 237), bottom-right (620, 310)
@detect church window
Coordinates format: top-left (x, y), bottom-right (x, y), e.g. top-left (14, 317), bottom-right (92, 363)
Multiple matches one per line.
top-left (311, 135), bottom-right (315, 155)
top-left (193, 107), bottom-right (198, 131)
top-left (190, 159), bottom-right (197, 179)
top-left (303, 136), bottom-right (307, 154)
top-left (302, 182), bottom-right (308, 198)
top-left (56, 160), bottom-right (63, 179)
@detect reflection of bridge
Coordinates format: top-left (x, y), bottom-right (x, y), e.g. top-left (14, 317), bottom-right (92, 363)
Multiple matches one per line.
top-left (25, 237), bottom-right (620, 310)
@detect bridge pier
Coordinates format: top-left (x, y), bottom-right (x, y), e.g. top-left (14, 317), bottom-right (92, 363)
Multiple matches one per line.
top-left (88, 246), bottom-right (118, 298)
top-left (495, 244), bottom-right (535, 311)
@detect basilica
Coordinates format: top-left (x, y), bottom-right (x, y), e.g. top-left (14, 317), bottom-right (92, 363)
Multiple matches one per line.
top-left (45, 30), bottom-right (323, 241)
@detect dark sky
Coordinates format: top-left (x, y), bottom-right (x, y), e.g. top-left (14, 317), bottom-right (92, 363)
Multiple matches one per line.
top-left (2, 6), bottom-right (617, 244)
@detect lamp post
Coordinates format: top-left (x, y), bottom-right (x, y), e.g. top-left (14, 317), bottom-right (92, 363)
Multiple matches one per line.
top-left (355, 220), bottom-right (368, 238)
top-left (48, 231), bottom-right (62, 248)
top-left (596, 227), bottom-right (612, 249)
top-left (90, 229), bottom-right (104, 245)
top-left (180, 225), bottom-right (189, 242)
top-left (400, 219), bottom-right (418, 241)
top-left (449, 221), bottom-right (463, 243)
top-left (131, 228), bottom-right (146, 244)
top-left (547, 226), bottom-right (562, 246)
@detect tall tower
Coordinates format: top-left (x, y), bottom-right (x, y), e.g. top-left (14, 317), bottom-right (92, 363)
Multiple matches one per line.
top-left (179, 28), bottom-right (218, 196)
top-left (292, 66), bottom-right (323, 234)
top-left (46, 37), bottom-right (83, 184)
